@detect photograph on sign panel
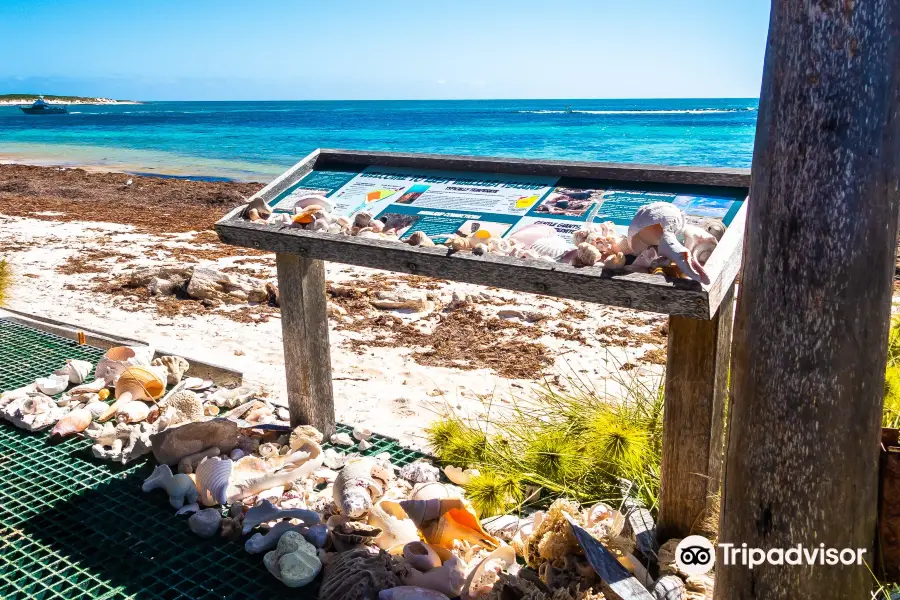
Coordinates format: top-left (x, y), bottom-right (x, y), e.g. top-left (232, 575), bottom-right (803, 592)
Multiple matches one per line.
top-left (456, 219), bottom-right (513, 239)
top-left (378, 212), bottom-right (421, 235)
top-left (672, 194), bottom-right (739, 229)
top-left (394, 184), bottom-right (431, 205)
top-left (534, 187), bottom-right (606, 217)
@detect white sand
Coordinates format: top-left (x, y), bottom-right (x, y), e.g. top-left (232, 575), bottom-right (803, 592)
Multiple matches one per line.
top-left (0, 214), bottom-right (666, 448)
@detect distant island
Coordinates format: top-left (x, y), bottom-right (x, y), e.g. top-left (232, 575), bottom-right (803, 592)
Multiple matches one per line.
top-left (0, 94), bottom-right (141, 105)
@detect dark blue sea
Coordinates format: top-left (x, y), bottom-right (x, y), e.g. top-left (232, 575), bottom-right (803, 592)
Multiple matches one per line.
top-left (0, 99), bottom-right (758, 181)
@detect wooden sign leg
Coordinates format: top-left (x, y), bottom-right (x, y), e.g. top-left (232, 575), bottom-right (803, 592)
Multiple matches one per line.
top-left (275, 252), bottom-right (336, 436)
top-left (657, 284), bottom-right (735, 542)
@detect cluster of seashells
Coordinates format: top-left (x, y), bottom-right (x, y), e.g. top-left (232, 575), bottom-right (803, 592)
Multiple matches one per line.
top-left (1, 346), bottom-right (712, 598)
top-left (244, 195), bottom-right (724, 284)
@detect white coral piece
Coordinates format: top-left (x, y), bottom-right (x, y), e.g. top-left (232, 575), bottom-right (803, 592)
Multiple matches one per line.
top-left (142, 464), bottom-right (200, 509)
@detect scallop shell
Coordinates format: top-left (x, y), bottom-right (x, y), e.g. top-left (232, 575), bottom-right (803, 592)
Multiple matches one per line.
top-left (528, 237), bottom-right (575, 262)
top-left (195, 456), bottom-right (233, 506)
top-left (508, 223), bottom-right (558, 248)
top-left (51, 407), bottom-right (93, 437)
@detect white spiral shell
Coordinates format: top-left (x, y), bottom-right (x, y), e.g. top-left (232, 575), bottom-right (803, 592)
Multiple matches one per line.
top-left (195, 456), bottom-right (233, 506)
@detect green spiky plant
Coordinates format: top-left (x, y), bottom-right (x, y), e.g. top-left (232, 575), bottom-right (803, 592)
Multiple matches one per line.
top-left (885, 314), bottom-right (900, 428)
top-left (425, 366), bottom-right (665, 517)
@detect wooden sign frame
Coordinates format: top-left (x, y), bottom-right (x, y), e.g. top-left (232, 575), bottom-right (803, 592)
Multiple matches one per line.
top-left (216, 148), bottom-right (750, 541)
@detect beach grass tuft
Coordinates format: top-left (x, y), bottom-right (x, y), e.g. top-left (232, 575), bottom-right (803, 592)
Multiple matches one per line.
top-left (426, 366), bottom-right (665, 517)
top-left (0, 258), bottom-right (10, 306)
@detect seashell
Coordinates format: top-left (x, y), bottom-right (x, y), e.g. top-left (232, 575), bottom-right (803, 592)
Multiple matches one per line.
top-left (259, 442), bottom-right (281, 458)
top-left (353, 211), bottom-right (373, 229)
top-left (402, 556), bottom-right (467, 598)
top-left (508, 223), bottom-right (558, 248)
top-left (94, 346), bottom-right (154, 387)
top-left (295, 194), bottom-right (334, 213)
top-left (482, 514), bottom-right (532, 543)
top-left (682, 224), bottom-right (718, 265)
top-left (175, 503), bottom-right (200, 516)
top-left (194, 456), bottom-right (233, 506)
top-left (242, 196), bottom-right (272, 221)
top-left (334, 457), bottom-right (394, 518)
top-left (142, 464), bottom-right (200, 509)
top-left (407, 231), bottom-right (435, 247)
top-left (117, 366), bottom-right (167, 402)
top-left (323, 448), bottom-right (347, 470)
top-left (69, 378), bottom-right (106, 396)
top-left (400, 462), bottom-right (440, 484)
top-left (331, 431), bottom-right (354, 446)
top-left (575, 242), bottom-right (601, 267)
top-left (528, 237), bottom-right (575, 262)
top-left (399, 498), bottom-right (499, 550)
top-left (204, 403), bottom-right (220, 416)
top-left (487, 238), bottom-right (513, 255)
top-left (151, 355), bottom-right (190, 385)
top-left (628, 202), bottom-right (709, 283)
top-left (449, 236), bottom-right (472, 251)
top-left (379, 587), bottom-right (451, 600)
top-left (329, 516), bottom-right (383, 551)
top-left (320, 548), bottom-right (400, 600)
top-left (702, 218), bottom-right (727, 241)
top-left (209, 386), bottom-right (255, 408)
top-left (368, 500), bottom-right (421, 551)
top-left (263, 531), bottom-right (322, 587)
top-left (353, 425), bottom-right (373, 441)
top-left (404, 541), bottom-right (442, 571)
top-left (412, 482), bottom-right (465, 501)
top-left (246, 520), bottom-right (308, 554)
top-left (370, 219), bottom-right (385, 233)
top-left (36, 373), bottom-right (69, 396)
top-left (51, 407), bottom-right (93, 437)
top-left (188, 508), bottom-right (222, 538)
top-left (359, 439), bottom-right (373, 451)
top-left (653, 575), bottom-right (686, 600)
top-left (461, 545), bottom-right (517, 599)
top-left (116, 400), bottom-right (150, 423)
top-left (602, 251), bottom-right (627, 269)
top-left (442, 466), bottom-right (479, 487)
top-left (228, 455), bottom-right (323, 504)
top-left (86, 401), bottom-right (108, 419)
top-left (242, 499), bottom-right (321, 534)
top-left (472, 243), bottom-right (488, 256)
top-left (54, 359), bottom-right (93, 384)
top-left (2, 392), bottom-right (65, 431)
top-left (184, 377), bottom-right (213, 391)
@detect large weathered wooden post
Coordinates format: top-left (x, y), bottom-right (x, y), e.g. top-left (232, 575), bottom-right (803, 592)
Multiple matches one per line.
top-left (715, 1), bottom-right (900, 598)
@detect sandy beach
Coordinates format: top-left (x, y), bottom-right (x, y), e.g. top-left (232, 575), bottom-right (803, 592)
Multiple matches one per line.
top-left (0, 163), bottom-right (671, 447)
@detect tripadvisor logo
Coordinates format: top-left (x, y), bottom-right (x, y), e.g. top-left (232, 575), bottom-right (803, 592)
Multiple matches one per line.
top-left (675, 536), bottom-right (868, 575)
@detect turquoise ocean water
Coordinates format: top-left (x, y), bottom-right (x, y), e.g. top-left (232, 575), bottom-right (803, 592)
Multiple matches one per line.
top-left (0, 99), bottom-right (758, 182)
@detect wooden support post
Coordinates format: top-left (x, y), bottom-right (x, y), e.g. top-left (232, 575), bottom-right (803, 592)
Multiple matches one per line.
top-left (275, 252), bottom-right (335, 436)
top-left (658, 284), bottom-right (735, 542)
top-left (715, 1), bottom-right (900, 598)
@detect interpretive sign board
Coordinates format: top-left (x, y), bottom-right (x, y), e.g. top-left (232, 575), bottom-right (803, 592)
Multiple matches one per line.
top-left (267, 164), bottom-right (745, 248)
top-left (218, 149), bottom-right (749, 321)
top-left (216, 149), bottom-right (749, 542)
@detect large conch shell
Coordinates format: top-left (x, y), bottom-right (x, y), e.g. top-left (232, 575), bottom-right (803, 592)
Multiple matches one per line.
top-left (461, 545), bottom-right (517, 600)
top-left (627, 202), bottom-right (709, 284)
top-left (367, 500), bottom-right (421, 552)
top-left (98, 365), bottom-right (166, 422)
top-left (54, 359), bottom-right (93, 384)
top-left (194, 456), bottom-right (233, 506)
top-left (399, 498), bottom-right (500, 550)
top-left (334, 456), bottom-right (393, 518)
top-left (94, 346), bottom-right (154, 387)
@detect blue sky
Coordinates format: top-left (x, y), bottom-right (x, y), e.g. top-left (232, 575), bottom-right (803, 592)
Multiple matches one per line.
top-left (0, 0), bottom-right (770, 101)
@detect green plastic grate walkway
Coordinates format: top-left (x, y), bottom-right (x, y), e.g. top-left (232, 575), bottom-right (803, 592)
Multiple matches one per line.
top-left (0, 318), bottom-right (427, 599)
